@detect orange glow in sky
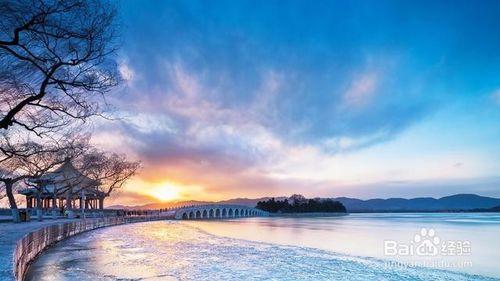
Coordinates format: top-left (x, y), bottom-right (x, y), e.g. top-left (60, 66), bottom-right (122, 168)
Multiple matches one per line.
top-left (149, 183), bottom-right (181, 202)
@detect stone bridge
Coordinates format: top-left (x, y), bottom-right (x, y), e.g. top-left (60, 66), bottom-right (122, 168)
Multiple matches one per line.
top-left (173, 204), bottom-right (268, 220)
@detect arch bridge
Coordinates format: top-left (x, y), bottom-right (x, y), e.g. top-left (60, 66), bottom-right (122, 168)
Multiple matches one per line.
top-left (173, 204), bottom-right (268, 220)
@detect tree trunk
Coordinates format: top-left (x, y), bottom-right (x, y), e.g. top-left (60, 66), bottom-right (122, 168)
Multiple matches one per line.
top-left (5, 181), bottom-right (20, 223)
top-left (99, 197), bottom-right (104, 209)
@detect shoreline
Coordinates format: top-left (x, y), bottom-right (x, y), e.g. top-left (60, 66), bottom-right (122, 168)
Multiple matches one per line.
top-left (268, 212), bottom-right (349, 217)
top-left (8, 215), bottom-right (170, 281)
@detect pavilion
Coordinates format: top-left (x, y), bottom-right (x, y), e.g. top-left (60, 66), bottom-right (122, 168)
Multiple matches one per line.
top-left (19, 159), bottom-right (106, 215)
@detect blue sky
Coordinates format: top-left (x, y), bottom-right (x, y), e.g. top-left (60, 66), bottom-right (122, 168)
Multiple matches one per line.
top-left (98, 0), bottom-right (500, 204)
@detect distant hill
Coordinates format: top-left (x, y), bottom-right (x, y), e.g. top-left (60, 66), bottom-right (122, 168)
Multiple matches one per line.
top-left (107, 200), bottom-right (210, 210)
top-left (220, 197), bottom-right (287, 206)
top-left (108, 194), bottom-right (500, 212)
top-left (107, 197), bottom-right (286, 210)
top-left (333, 194), bottom-right (500, 212)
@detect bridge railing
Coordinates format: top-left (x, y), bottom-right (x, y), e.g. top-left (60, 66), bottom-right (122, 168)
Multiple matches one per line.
top-left (172, 204), bottom-right (268, 220)
top-left (13, 214), bottom-right (171, 281)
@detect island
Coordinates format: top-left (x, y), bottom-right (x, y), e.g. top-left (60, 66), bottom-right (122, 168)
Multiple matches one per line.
top-left (256, 194), bottom-right (347, 216)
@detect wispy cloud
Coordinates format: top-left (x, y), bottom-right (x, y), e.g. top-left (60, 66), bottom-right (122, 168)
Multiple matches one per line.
top-left (343, 72), bottom-right (378, 108)
top-left (94, 1), bottom-right (500, 204)
top-left (119, 61), bottom-right (135, 82)
top-left (491, 89), bottom-right (500, 106)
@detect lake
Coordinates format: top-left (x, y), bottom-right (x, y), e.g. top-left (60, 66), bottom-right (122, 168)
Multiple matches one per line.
top-left (26, 213), bottom-right (500, 280)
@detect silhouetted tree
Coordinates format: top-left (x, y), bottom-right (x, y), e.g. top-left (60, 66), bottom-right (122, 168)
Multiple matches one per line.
top-left (256, 196), bottom-right (346, 213)
top-left (0, 135), bottom-right (87, 221)
top-left (0, 0), bottom-right (120, 136)
top-left (79, 149), bottom-right (140, 209)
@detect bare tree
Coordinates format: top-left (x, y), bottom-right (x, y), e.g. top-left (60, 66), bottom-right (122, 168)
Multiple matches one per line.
top-left (0, 185), bottom-right (5, 200)
top-left (79, 149), bottom-right (140, 209)
top-left (0, 135), bottom-right (88, 221)
top-left (0, 0), bottom-right (120, 136)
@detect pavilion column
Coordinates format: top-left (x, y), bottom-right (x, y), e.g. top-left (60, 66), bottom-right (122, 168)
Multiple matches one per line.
top-left (36, 194), bottom-right (42, 221)
top-left (66, 192), bottom-right (72, 210)
top-left (51, 195), bottom-right (58, 218)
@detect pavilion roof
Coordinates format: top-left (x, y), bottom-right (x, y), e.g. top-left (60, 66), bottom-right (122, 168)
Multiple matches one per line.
top-left (35, 159), bottom-right (99, 190)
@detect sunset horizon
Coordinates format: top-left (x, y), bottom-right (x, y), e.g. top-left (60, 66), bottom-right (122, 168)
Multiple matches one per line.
top-left (93, 0), bottom-right (500, 207)
top-left (2, 1), bottom-right (500, 280)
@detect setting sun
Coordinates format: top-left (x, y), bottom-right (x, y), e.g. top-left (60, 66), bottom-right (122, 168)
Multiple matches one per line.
top-left (150, 183), bottom-right (181, 202)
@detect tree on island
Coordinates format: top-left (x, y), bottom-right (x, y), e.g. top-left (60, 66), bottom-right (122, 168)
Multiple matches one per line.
top-left (256, 195), bottom-right (347, 213)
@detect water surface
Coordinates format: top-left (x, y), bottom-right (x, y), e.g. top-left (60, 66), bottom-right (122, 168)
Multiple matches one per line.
top-left (26, 213), bottom-right (500, 280)
top-left (187, 213), bottom-right (500, 277)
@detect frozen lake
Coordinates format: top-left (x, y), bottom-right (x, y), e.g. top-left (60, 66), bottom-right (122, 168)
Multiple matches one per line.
top-left (26, 213), bottom-right (500, 280)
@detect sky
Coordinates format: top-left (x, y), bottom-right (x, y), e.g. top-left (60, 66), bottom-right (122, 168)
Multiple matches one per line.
top-left (95, 0), bottom-right (500, 205)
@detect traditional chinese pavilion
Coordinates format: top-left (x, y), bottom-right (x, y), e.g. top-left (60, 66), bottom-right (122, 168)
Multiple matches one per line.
top-left (19, 159), bottom-right (105, 213)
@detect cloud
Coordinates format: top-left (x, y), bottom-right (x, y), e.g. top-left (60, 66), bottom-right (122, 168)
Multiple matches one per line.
top-left (119, 61), bottom-right (135, 82)
top-left (343, 72), bottom-right (378, 108)
top-left (103, 53), bottom-right (435, 201)
top-left (95, 1), bottom-right (497, 203)
top-left (491, 89), bottom-right (500, 106)
top-left (106, 189), bottom-right (159, 207)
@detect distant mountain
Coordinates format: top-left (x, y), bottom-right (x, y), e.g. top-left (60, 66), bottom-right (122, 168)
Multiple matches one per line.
top-left (107, 200), bottom-right (210, 210)
top-left (107, 197), bottom-right (286, 210)
top-left (333, 194), bottom-right (500, 212)
top-left (219, 197), bottom-right (287, 207)
top-left (108, 194), bottom-right (500, 212)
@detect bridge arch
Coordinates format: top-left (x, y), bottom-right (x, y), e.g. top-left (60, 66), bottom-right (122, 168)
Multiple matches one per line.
top-left (174, 205), bottom-right (268, 220)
